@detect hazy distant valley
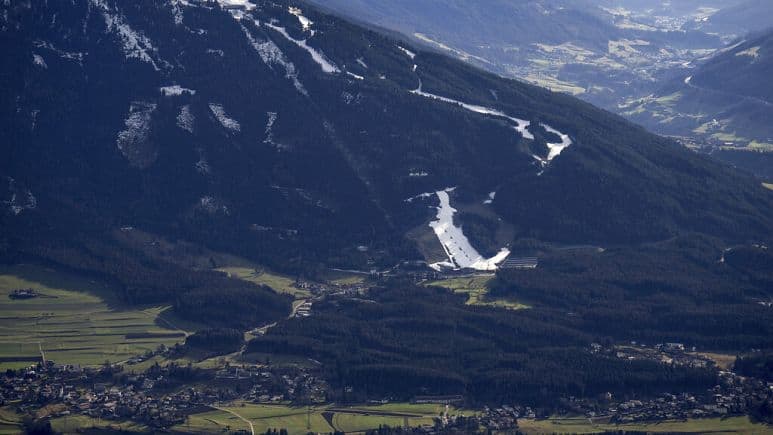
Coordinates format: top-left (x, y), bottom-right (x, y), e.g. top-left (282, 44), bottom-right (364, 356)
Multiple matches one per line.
top-left (312, 0), bottom-right (773, 179)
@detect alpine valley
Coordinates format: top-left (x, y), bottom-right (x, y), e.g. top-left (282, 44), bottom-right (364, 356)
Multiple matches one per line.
top-left (1, 1), bottom-right (772, 433)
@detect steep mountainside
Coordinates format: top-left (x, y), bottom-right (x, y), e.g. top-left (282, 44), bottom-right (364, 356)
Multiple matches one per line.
top-left (686, 0), bottom-right (773, 39)
top-left (1, 0), bottom-right (772, 278)
top-left (310, 0), bottom-right (727, 109)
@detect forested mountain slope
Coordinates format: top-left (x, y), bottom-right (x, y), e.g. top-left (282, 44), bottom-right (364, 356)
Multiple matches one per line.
top-left (1, 0), bottom-right (771, 276)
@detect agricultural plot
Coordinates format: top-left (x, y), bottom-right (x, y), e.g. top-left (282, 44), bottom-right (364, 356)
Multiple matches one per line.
top-left (427, 276), bottom-right (529, 310)
top-left (218, 267), bottom-right (311, 298)
top-left (177, 402), bottom-right (450, 434)
top-left (518, 416), bottom-right (768, 434)
top-left (177, 404), bottom-right (333, 434)
top-left (0, 264), bottom-right (190, 369)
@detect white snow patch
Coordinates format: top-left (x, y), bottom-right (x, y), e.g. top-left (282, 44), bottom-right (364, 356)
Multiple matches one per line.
top-left (397, 45), bottom-right (416, 59)
top-left (428, 189), bottom-right (510, 271)
top-left (89, 0), bottom-right (166, 71)
top-left (684, 75), bottom-right (692, 85)
top-left (217, 0), bottom-right (255, 11)
top-left (483, 191), bottom-right (496, 205)
top-left (404, 191), bottom-right (435, 203)
top-left (206, 48), bottom-right (224, 57)
top-left (264, 22), bottom-right (340, 74)
top-left (411, 80), bottom-right (533, 140)
top-left (32, 53), bottom-right (47, 69)
top-left (541, 123), bottom-right (573, 162)
top-left (209, 103), bottom-right (241, 133)
top-left (263, 111), bottom-right (286, 149)
top-left (735, 46), bottom-right (760, 59)
top-left (176, 105), bottom-right (194, 133)
top-left (160, 85), bottom-right (196, 96)
top-left (288, 6), bottom-right (313, 32)
top-left (240, 23), bottom-right (308, 96)
top-left (409, 171), bottom-right (429, 177)
top-left (346, 71), bottom-right (364, 80)
top-left (117, 102), bottom-right (157, 168)
top-left (356, 58), bottom-right (368, 69)
top-left (33, 40), bottom-right (84, 64)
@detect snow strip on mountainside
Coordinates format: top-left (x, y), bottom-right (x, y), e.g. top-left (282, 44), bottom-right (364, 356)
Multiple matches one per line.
top-left (32, 54), bottom-right (47, 69)
top-left (346, 71), bottom-right (364, 80)
top-left (411, 80), bottom-right (534, 140)
top-left (541, 123), bottom-right (573, 161)
top-left (397, 46), bottom-right (416, 59)
top-left (483, 191), bottom-right (496, 205)
top-left (160, 85), bottom-right (195, 96)
top-left (429, 189), bottom-right (510, 271)
top-left (239, 23), bottom-right (308, 96)
top-left (288, 7), bottom-right (313, 32)
top-left (264, 22), bottom-right (340, 74)
top-left (208, 104), bottom-right (240, 132)
top-left (176, 105), bottom-right (194, 133)
top-left (89, 0), bottom-right (165, 71)
top-left (117, 102), bottom-right (157, 168)
top-left (217, 0), bottom-right (255, 11)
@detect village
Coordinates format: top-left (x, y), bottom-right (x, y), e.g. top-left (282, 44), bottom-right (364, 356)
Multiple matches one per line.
top-left (3, 337), bottom-right (772, 433)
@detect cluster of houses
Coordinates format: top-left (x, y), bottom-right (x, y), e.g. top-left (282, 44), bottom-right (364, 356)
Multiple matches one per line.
top-left (8, 288), bottom-right (39, 299)
top-left (0, 361), bottom-right (241, 428)
top-left (1, 357), bottom-right (332, 430)
top-left (591, 341), bottom-right (715, 369)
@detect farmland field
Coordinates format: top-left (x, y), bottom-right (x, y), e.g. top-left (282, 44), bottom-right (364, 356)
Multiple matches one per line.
top-left (427, 275), bottom-right (529, 310)
top-left (218, 266), bottom-right (311, 298)
top-left (0, 264), bottom-right (191, 369)
top-left (518, 416), bottom-right (769, 434)
top-left (175, 402), bottom-right (452, 434)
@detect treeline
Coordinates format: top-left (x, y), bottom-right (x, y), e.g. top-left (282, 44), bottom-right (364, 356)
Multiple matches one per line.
top-left (19, 234), bottom-right (291, 329)
top-left (734, 352), bottom-right (773, 382)
top-left (490, 235), bottom-right (773, 350)
top-left (185, 328), bottom-right (243, 354)
top-left (247, 282), bottom-right (718, 407)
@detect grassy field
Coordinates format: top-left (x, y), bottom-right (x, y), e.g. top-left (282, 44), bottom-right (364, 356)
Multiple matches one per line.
top-left (176, 404), bottom-right (333, 434)
top-left (175, 402), bottom-right (454, 434)
top-left (518, 416), bottom-right (770, 434)
top-left (0, 407), bottom-right (22, 435)
top-left (426, 275), bottom-right (529, 310)
top-left (0, 264), bottom-right (191, 369)
top-left (217, 266), bottom-right (310, 299)
top-left (692, 352), bottom-right (737, 370)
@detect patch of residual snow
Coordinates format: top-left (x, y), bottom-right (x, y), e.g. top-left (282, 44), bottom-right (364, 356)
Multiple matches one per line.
top-left (410, 81), bottom-right (573, 168)
top-left (288, 6), bottom-right (312, 32)
top-left (239, 22), bottom-right (308, 96)
top-left (411, 80), bottom-right (533, 140)
top-left (428, 188), bottom-right (510, 271)
top-left (265, 21), bottom-right (340, 73)
top-left (208, 103), bottom-right (240, 132)
top-left (541, 123), bottom-right (572, 161)
top-left (89, 0), bottom-right (166, 71)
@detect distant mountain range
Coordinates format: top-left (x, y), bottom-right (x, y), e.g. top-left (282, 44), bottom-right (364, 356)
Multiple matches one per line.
top-left (622, 28), bottom-right (773, 179)
top-left (310, 0), bottom-right (773, 179)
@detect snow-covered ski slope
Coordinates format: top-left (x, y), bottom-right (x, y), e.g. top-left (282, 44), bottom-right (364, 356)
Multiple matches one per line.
top-left (428, 189), bottom-right (510, 271)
